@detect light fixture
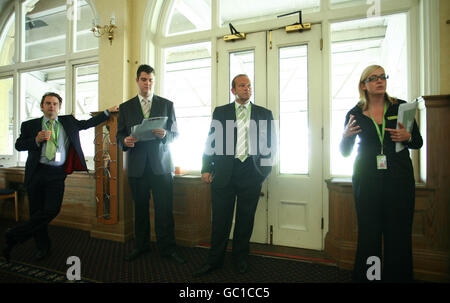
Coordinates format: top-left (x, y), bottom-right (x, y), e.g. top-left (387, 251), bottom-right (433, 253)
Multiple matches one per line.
top-left (91, 13), bottom-right (117, 45)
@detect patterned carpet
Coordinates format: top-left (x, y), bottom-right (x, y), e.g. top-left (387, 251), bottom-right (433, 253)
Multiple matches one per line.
top-left (0, 219), bottom-right (352, 283)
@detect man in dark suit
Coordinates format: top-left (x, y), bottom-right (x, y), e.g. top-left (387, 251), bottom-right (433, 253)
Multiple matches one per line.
top-left (194, 74), bottom-right (276, 276)
top-left (116, 64), bottom-right (185, 264)
top-left (2, 92), bottom-right (118, 262)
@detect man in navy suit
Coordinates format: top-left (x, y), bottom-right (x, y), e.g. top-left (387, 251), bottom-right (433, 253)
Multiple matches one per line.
top-left (2, 92), bottom-right (118, 262)
top-left (116, 64), bottom-right (185, 264)
top-left (194, 74), bottom-right (276, 276)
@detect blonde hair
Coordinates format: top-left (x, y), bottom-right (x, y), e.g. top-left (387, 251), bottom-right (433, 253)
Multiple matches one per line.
top-left (357, 65), bottom-right (397, 111)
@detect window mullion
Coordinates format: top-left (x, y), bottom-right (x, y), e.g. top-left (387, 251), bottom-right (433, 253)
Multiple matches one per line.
top-left (16, 0), bottom-right (23, 64)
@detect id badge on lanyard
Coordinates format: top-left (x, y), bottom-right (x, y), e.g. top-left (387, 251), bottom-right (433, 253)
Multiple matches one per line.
top-left (371, 103), bottom-right (387, 170)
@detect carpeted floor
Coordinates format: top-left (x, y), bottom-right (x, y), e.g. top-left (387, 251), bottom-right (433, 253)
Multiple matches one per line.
top-left (0, 219), bottom-right (352, 283)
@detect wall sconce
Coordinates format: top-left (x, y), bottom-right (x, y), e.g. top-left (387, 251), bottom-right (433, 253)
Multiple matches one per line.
top-left (91, 13), bottom-right (117, 45)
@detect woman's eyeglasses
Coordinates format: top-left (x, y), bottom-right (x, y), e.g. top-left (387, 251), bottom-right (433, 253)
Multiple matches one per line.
top-left (363, 74), bottom-right (389, 83)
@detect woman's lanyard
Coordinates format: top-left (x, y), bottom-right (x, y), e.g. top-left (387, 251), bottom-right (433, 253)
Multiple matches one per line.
top-left (369, 103), bottom-right (387, 154)
top-left (370, 103), bottom-right (388, 170)
top-left (43, 119), bottom-right (60, 147)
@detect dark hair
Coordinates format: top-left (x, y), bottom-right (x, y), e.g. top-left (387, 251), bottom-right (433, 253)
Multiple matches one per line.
top-left (136, 64), bottom-right (155, 79)
top-left (231, 74), bottom-right (249, 89)
top-left (41, 92), bottom-right (62, 106)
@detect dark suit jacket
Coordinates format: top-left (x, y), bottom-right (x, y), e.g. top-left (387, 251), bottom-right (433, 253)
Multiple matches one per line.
top-left (15, 112), bottom-right (109, 186)
top-left (201, 102), bottom-right (276, 187)
top-left (116, 95), bottom-right (178, 177)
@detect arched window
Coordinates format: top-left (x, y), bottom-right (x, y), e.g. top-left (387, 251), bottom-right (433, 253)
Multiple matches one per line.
top-left (156, 0), bottom-right (413, 175)
top-left (155, 0), bottom-right (420, 177)
top-left (0, 14), bottom-right (14, 66)
top-left (166, 0), bottom-right (211, 36)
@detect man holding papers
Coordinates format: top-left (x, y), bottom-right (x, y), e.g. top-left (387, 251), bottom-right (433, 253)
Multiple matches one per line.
top-left (117, 64), bottom-right (185, 264)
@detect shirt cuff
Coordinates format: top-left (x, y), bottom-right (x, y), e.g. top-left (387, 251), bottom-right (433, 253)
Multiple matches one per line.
top-left (104, 109), bottom-right (110, 117)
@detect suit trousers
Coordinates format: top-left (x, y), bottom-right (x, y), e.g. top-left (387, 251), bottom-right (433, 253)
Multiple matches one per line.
top-left (128, 158), bottom-right (176, 255)
top-left (208, 157), bottom-right (263, 266)
top-left (352, 173), bottom-right (415, 282)
top-left (8, 164), bottom-right (66, 250)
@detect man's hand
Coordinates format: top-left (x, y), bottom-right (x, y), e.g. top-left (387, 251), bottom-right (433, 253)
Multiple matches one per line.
top-left (108, 105), bottom-right (119, 113)
top-left (201, 172), bottom-right (213, 184)
top-left (36, 130), bottom-right (49, 144)
top-left (152, 128), bottom-right (166, 139)
top-left (124, 136), bottom-right (138, 148)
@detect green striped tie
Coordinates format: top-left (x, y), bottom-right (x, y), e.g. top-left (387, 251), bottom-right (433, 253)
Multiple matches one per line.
top-left (236, 105), bottom-right (248, 162)
top-left (45, 120), bottom-right (57, 160)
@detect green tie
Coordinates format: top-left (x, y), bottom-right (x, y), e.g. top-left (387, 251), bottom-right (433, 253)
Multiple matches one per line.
top-left (45, 120), bottom-right (57, 160)
top-left (236, 105), bottom-right (248, 162)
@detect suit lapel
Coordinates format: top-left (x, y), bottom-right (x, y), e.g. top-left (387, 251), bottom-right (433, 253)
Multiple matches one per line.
top-left (226, 102), bottom-right (236, 122)
top-left (36, 117), bottom-right (45, 151)
top-left (226, 103), bottom-right (237, 151)
top-left (250, 102), bottom-right (257, 121)
top-left (149, 95), bottom-right (163, 118)
top-left (131, 96), bottom-right (145, 121)
top-left (249, 103), bottom-right (259, 156)
top-left (35, 117), bottom-right (44, 131)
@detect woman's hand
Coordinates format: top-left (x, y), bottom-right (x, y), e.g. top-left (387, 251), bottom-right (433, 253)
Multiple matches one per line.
top-left (343, 114), bottom-right (362, 138)
top-left (385, 122), bottom-right (411, 142)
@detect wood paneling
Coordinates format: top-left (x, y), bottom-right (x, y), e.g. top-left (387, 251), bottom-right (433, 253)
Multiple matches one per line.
top-left (149, 175), bottom-right (211, 247)
top-left (0, 168), bottom-right (96, 231)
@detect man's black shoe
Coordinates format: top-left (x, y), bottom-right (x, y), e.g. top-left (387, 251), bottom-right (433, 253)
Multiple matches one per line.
top-left (34, 240), bottom-right (51, 261)
top-left (166, 252), bottom-right (187, 264)
top-left (124, 247), bottom-right (150, 262)
top-left (2, 242), bottom-right (14, 263)
top-left (34, 248), bottom-right (51, 261)
top-left (2, 229), bottom-right (17, 262)
top-left (193, 263), bottom-right (219, 277)
top-left (237, 260), bottom-right (248, 274)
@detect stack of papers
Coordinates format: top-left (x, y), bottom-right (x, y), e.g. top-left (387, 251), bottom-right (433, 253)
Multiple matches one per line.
top-left (396, 101), bottom-right (417, 152)
top-left (131, 116), bottom-right (168, 141)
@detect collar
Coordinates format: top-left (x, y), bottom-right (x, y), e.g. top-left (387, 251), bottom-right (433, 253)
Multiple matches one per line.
top-left (43, 116), bottom-right (59, 124)
top-left (234, 100), bottom-right (251, 110)
top-left (138, 93), bottom-right (153, 103)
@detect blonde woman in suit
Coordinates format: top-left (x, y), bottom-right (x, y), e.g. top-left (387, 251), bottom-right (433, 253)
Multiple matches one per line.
top-left (340, 65), bottom-right (422, 282)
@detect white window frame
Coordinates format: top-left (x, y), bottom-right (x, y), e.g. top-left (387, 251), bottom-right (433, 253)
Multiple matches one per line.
top-left (0, 0), bottom-right (99, 168)
top-left (142, 0), bottom-right (433, 175)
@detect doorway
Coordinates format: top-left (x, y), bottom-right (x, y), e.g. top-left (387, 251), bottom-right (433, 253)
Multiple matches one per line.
top-left (216, 25), bottom-right (324, 250)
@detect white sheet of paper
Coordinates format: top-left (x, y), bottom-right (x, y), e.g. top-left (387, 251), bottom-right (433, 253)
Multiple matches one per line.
top-left (55, 152), bottom-right (61, 162)
top-left (131, 116), bottom-right (168, 141)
